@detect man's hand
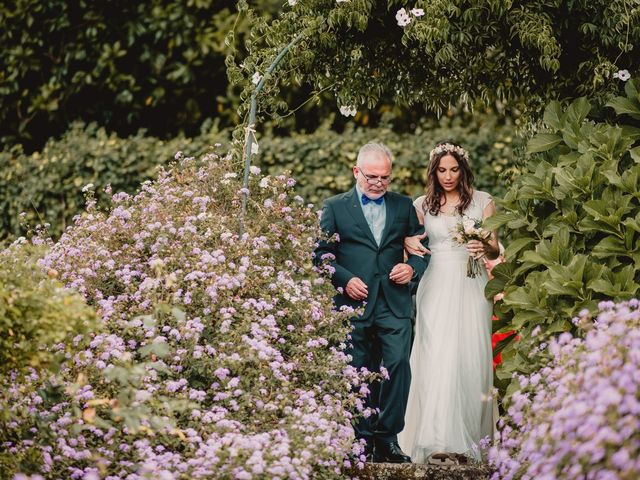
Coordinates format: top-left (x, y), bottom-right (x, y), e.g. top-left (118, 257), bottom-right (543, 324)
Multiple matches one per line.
top-left (389, 263), bottom-right (414, 284)
top-left (345, 277), bottom-right (368, 300)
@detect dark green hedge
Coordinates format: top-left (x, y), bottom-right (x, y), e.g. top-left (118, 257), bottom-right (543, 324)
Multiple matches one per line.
top-left (0, 115), bottom-right (520, 241)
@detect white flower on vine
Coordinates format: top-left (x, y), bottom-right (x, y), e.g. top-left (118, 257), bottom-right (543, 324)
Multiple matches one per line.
top-left (252, 72), bottom-right (262, 85)
top-left (251, 142), bottom-right (259, 155)
top-left (396, 8), bottom-right (412, 27)
top-left (288, 0), bottom-right (297, 5)
top-left (82, 183), bottom-right (94, 193)
top-left (411, 8), bottom-right (425, 17)
top-left (339, 105), bottom-right (357, 117)
top-left (336, 0), bottom-right (350, 3)
top-left (613, 69), bottom-right (631, 81)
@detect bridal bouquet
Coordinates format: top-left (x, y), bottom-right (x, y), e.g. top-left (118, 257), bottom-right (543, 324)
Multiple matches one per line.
top-left (451, 217), bottom-right (492, 278)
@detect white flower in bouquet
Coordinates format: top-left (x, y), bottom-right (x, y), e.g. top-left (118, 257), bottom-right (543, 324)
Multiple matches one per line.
top-left (463, 218), bottom-right (476, 235)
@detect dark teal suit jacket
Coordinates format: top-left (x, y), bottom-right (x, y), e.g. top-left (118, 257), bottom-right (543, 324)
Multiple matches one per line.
top-left (314, 187), bottom-right (430, 322)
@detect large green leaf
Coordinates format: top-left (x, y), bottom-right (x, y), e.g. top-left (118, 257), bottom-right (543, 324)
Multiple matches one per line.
top-left (504, 237), bottom-right (536, 259)
top-left (486, 277), bottom-right (507, 300)
top-left (483, 212), bottom-right (515, 231)
top-left (526, 133), bottom-right (563, 154)
top-left (606, 96), bottom-right (640, 117)
top-left (543, 101), bottom-right (563, 130)
top-left (565, 97), bottom-right (591, 126)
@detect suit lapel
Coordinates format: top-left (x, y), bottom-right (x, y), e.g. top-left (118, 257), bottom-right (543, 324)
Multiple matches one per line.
top-left (379, 193), bottom-right (399, 248)
top-left (345, 187), bottom-right (378, 248)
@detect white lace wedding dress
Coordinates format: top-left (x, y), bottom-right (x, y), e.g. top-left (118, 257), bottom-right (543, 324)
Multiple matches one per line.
top-left (399, 190), bottom-right (494, 462)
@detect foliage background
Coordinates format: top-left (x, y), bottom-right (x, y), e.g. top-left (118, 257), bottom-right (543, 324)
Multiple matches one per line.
top-left (1, 113), bottom-right (520, 241)
top-left (1, 0), bottom-right (251, 150)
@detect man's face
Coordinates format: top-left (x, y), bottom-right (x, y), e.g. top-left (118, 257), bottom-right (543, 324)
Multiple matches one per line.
top-left (353, 153), bottom-right (392, 199)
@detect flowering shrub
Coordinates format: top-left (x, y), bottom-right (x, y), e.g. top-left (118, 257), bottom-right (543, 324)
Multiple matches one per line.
top-left (489, 300), bottom-right (640, 479)
top-left (1, 152), bottom-right (370, 479)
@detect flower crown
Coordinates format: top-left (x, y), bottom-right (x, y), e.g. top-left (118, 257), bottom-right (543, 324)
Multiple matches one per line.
top-left (429, 143), bottom-right (469, 162)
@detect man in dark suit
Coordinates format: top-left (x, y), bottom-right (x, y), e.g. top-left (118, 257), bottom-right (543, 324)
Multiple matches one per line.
top-left (314, 142), bottom-right (430, 463)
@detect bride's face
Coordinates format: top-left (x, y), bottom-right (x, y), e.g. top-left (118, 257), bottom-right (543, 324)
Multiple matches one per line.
top-left (436, 154), bottom-right (461, 193)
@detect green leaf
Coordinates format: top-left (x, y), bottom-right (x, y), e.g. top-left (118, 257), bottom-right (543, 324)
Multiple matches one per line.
top-left (504, 237), bottom-right (536, 260)
top-left (543, 101), bottom-right (563, 130)
top-left (510, 309), bottom-right (546, 329)
top-left (490, 261), bottom-right (515, 282)
top-left (546, 318), bottom-right (571, 334)
top-left (565, 97), bottom-right (591, 126)
top-left (527, 133), bottom-right (562, 154)
top-left (172, 307), bottom-right (186, 322)
top-left (606, 97), bottom-right (640, 117)
top-left (483, 212), bottom-right (514, 230)
top-left (625, 78), bottom-right (639, 98)
top-left (485, 277), bottom-right (507, 300)
top-left (592, 236), bottom-right (627, 258)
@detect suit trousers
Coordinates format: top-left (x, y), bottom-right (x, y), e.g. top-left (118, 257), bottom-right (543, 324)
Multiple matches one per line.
top-left (347, 289), bottom-right (412, 444)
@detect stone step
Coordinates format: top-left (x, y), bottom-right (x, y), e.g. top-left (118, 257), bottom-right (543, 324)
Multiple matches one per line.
top-left (350, 462), bottom-right (493, 479)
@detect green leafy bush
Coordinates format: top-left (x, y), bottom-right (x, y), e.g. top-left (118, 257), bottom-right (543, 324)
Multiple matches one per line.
top-left (0, 122), bottom-right (225, 241)
top-left (1, 115), bottom-right (519, 241)
top-left (258, 113), bottom-right (520, 204)
top-left (487, 78), bottom-right (640, 395)
top-left (0, 241), bottom-right (97, 377)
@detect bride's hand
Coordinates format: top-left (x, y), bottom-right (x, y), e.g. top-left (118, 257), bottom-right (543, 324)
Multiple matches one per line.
top-left (404, 232), bottom-right (430, 257)
top-left (466, 239), bottom-right (487, 259)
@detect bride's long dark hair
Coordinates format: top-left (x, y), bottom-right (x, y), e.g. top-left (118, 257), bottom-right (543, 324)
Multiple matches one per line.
top-left (422, 141), bottom-right (474, 216)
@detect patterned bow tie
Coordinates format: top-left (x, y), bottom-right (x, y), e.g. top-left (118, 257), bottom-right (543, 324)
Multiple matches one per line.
top-left (361, 194), bottom-right (384, 205)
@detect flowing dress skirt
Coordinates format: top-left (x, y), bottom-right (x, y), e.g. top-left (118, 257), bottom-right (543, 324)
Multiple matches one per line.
top-left (399, 250), bottom-right (494, 462)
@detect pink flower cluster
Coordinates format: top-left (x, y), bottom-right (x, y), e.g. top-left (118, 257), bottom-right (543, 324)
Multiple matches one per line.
top-left (2, 153), bottom-right (372, 478)
top-left (489, 300), bottom-right (640, 479)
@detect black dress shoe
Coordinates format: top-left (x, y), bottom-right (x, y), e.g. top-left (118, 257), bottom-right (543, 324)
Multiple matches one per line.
top-left (373, 441), bottom-right (412, 463)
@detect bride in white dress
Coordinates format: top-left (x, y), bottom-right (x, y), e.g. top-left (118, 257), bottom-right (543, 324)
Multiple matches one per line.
top-left (398, 142), bottom-right (500, 463)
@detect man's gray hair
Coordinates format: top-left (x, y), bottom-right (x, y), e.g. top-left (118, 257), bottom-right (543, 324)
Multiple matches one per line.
top-left (356, 142), bottom-right (394, 167)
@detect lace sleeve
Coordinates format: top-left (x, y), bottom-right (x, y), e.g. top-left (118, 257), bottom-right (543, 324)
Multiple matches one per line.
top-left (476, 191), bottom-right (493, 210)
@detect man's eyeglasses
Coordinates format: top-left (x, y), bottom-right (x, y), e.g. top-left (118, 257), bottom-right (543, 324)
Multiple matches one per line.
top-left (358, 167), bottom-right (392, 185)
